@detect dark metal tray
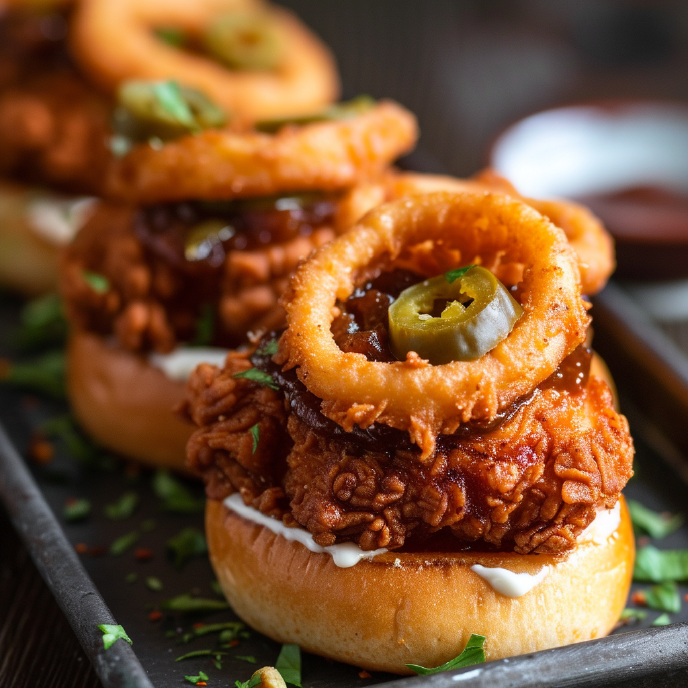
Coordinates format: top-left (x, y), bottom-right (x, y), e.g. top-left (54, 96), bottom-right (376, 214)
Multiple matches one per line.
top-left (2, 282), bottom-right (688, 688)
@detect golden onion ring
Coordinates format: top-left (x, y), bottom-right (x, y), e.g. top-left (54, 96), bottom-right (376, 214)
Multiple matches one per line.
top-left (70, 0), bottom-right (339, 123)
top-left (279, 192), bottom-right (589, 457)
top-left (105, 100), bottom-right (418, 203)
top-left (388, 171), bottom-right (614, 295)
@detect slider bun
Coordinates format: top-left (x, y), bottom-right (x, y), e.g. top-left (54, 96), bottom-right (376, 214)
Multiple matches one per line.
top-left (0, 182), bottom-right (61, 295)
top-left (67, 331), bottom-right (192, 472)
top-left (206, 495), bottom-right (634, 674)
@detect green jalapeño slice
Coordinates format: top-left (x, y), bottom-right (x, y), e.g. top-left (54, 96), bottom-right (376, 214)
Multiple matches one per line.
top-left (388, 266), bottom-right (523, 364)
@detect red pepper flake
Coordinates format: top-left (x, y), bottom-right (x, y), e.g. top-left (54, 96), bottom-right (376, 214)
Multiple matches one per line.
top-left (196, 683), bottom-right (207, 687)
top-left (149, 610), bottom-right (163, 622)
top-left (684, 594), bottom-right (688, 602)
top-left (89, 546), bottom-right (106, 557)
top-left (192, 622), bottom-right (205, 629)
top-left (29, 437), bottom-right (54, 465)
top-left (75, 542), bottom-right (88, 554)
top-left (229, 639), bottom-right (240, 647)
top-left (134, 548), bottom-right (154, 562)
top-left (359, 670), bottom-right (372, 679)
top-left (631, 591), bottom-right (647, 606)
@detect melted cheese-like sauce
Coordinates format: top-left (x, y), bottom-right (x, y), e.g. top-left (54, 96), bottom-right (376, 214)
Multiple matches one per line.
top-left (471, 563), bottom-right (550, 598)
top-left (27, 196), bottom-right (96, 245)
top-left (224, 493), bottom-right (388, 568)
top-left (149, 347), bottom-right (229, 381)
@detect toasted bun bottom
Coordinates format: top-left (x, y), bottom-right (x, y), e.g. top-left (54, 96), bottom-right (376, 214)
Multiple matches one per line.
top-left (67, 331), bottom-right (192, 472)
top-left (207, 495), bottom-right (634, 674)
top-left (0, 182), bottom-right (61, 295)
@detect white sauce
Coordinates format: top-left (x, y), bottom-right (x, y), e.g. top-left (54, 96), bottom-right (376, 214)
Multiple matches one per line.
top-left (577, 501), bottom-right (621, 545)
top-left (471, 563), bottom-right (550, 598)
top-left (27, 196), bottom-right (96, 245)
top-left (224, 493), bottom-right (387, 568)
top-left (452, 669), bottom-right (483, 681)
top-left (149, 347), bottom-right (229, 381)
top-left (471, 502), bottom-right (622, 598)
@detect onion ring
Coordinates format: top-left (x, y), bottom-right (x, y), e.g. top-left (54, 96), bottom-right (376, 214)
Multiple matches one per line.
top-left (279, 192), bottom-right (589, 457)
top-left (105, 101), bottom-right (418, 203)
top-left (70, 0), bottom-right (339, 123)
top-left (388, 171), bottom-right (614, 295)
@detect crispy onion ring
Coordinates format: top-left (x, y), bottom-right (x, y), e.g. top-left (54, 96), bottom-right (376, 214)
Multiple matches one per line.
top-left (388, 171), bottom-right (614, 295)
top-left (105, 101), bottom-right (418, 203)
top-left (70, 0), bottom-right (339, 123)
top-left (279, 192), bottom-right (589, 457)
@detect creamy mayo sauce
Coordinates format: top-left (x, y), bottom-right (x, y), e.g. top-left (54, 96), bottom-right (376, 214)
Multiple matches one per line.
top-left (27, 196), bottom-right (96, 245)
top-left (452, 669), bottom-right (483, 681)
top-left (224, 493), bottom-right (387, 568)
top-left (577, 500), bottom-right (621, 545)
top-left (149, 347), bottom-right (229, 381)
top-left (471, 563), bottom-right (550, 598)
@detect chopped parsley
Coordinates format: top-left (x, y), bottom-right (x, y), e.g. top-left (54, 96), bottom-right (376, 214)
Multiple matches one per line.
top-left (250, 424), bottom-right (260, 454)
top-left (82, 270), bottom-right (110, 294)
top-left (256, 338), bottom-right (279, 356)
top-left (16, 293), bottom-right (67, 351)
top-left (125, 572), bottom-right (138, 584)
top-left (645, 581), bottom-right (681, 613)
top-left (146, 576), bottom-right (163, 592)
top-left (236, 656), bottom-right (257, 664)
top-left (176, 650), bottom-right (228, 662)
top-left (445, 265), bottom-right (476, 284)
top-left (98, 624), bottom-right (132, 650)
top-left (167, 527), bottom-right (208, 569)
top-left (104, 491), bottom-right (140, 519)
top-left (634, 546), bottom-right (688, 582)
top-left (275, 643), bottom-right (302, 687)
top-left (64, 498), bottom-right (91, 522)
top-left (2, 351), bottom-right (66, 398)
top-left (627, 500), bottom-right (684, 540)
top-left (110, 531), bottom-right (140, 556)
top-left (152, 470), bottom-right (205, 513)
top-left (653, 613), bottom-right (671, 626)
top-left (619, 608), bottom-right (647, 621)
top-left (235, 674), bottom-right (261, 688)
top-left (406, 633), bottom-right (486, 675)
top-left (233, 368), bottom-right (278, 390)
top-left (41, 415), bottom-right (113, 470)
top-left (210, 580), bottom-right (223, 596)
top-left (155, 26), bottom-right (187, 47)
top-left (141, 518), bottom-right (157, 532)
top-left (151, 81), bottom-right (197, 131)
top-left (191, 304), bottom-right (216, 347)
top-left (185, 670), bottom-right (209, 685)
top-left (182, 621), bottom-right (246, 643)
top-left (161, 593), bottom-right (229, 613)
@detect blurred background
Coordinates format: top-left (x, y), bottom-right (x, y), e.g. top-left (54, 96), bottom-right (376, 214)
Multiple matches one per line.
top-left (281, 0), bottom-right (688, 176)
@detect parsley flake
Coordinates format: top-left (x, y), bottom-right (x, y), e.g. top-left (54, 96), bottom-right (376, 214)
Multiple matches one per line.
top-left (104, 491), bottom-right (139, 519)
top-left (235, 674), bottom-right (261, 688)
top-left (250, 424), bottom-right (260, 454)
top-left (236, 656), bottom-right (257, 664)
top-left (176, 650), bottom-right (228, 662)
top-left (406, 633), bottom-right (486, 675)
top-left (275, 643), bottom-right (302, 687)
top-left (619, 608), bottom-right (647, 621)
top-left (82, 270), bottom-right (110, 294)
top-left (146, 576), bottom-right (163, 592)
top-left (152, 470), bottom-right (205, 513)
top-left (184, 670), bottom-right (209, 685)
top-left (233, 368), bottom-right (278, 390)
top-left (64, 498), bottom-right (91, 522)
top-left (98, 624), bottom-right (132, 650)
top-left (110, 531), bottom-right (140, 556)
top-left (191, 304), bottom-right (216, 347)
top-left (16, 293), bottom-right (67, 351)
top-left (653, 613), bottom-right (672, 626)
top-left (161, 593), bottom-right (229, 613)
top-left (628, 500), bottom-right (684, 540)
top-left (445, 265), bottom-right (476, 284)
top-left (182, 621), bottom-right (245, 643)
top-left (167, 527), bottom-right (208, 569)
top-left (634, 546), bottom-right (688, 582)
top-left (645, 581), bottom-right (681, 613)
top-left (257, 338), bottom-right (279, 356)
top-left (2, 351), bottom-right (66, 398)
top-left (152, 81), bottom-right (197, 130)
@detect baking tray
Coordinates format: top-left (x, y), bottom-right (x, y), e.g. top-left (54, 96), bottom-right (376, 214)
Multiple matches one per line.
top-left (2, 281), bottom-right (688, 688)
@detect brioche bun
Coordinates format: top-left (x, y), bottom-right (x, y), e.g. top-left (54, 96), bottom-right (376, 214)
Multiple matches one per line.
top-left (206, 495), bottom-right (633, 674)
top-left (66, 331), bottom-right (192, 472)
